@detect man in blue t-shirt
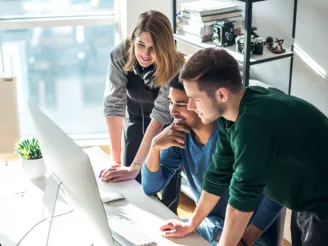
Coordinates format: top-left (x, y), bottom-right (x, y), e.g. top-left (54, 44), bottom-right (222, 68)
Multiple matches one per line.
top-left (142, 76), bottom-right (283, 246)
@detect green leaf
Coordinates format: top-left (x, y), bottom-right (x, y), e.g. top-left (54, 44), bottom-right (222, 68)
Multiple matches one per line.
top-left (14, 137), bottom-right (43, 160)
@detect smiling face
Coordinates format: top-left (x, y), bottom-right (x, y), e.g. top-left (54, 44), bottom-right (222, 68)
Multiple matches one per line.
top-left (134, 32), bottom-right (157, 68)
top-left (183, 81), bottom-right (225, 124)
top-left (168, 87), bottom-right (202, 129)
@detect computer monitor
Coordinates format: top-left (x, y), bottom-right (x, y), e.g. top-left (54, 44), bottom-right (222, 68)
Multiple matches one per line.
top-left (28, 101), bottom-right (115, 246)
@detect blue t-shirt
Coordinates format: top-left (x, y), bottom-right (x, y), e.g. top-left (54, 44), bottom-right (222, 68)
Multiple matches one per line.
top-left (142, 121), bottom-right (282, 231)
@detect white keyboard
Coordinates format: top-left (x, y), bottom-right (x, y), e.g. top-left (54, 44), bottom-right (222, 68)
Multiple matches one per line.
top-left (107, 215), bottom-right (156, 246)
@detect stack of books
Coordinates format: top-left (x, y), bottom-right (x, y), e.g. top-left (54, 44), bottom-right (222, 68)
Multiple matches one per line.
top-left (177, 0), bottom-right (243, 42)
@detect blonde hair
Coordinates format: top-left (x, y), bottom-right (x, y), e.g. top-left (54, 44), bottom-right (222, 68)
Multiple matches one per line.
top-left (123, 10), bottom-right (185, 87)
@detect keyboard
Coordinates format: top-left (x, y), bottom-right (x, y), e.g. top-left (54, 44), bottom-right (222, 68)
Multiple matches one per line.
top-left (107, 215), bottom-right (156, 246)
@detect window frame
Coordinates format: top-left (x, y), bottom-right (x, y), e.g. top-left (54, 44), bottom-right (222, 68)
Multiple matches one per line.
top-left (0, 12), bottom-right (115, 30)
top-left (0, 9), bottom-right (116, 145)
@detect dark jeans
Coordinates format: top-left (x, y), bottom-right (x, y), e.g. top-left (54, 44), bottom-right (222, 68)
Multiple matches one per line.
top-left (291, 211), bottom-right (328, 246)
top-left (122, 117), bottom-right (181, 214)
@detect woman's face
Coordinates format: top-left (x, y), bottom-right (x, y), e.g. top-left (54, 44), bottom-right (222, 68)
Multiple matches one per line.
top-left (134, 32), bottom-right (157, 68)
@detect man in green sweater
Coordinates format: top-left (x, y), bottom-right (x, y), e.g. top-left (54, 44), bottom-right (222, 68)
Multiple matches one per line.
top-left (160, 47), bottom-right (328, 246)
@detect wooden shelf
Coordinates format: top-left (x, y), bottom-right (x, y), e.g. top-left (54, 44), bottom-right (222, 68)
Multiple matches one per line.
top-left (174, 33), bottom-right (294, 66)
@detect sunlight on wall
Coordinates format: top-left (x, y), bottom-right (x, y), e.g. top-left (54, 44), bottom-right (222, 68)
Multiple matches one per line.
top-left (294, 43), bottom-right (327, 80)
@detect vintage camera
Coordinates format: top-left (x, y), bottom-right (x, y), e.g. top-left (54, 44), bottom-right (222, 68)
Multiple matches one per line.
top-left (212, 20), bottom-right (235, 47)
top-left (236, 27), bottom-right (264, 55)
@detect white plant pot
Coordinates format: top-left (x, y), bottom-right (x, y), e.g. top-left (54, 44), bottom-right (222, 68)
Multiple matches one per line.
top-left (21, 158), bottom-right (46, 179)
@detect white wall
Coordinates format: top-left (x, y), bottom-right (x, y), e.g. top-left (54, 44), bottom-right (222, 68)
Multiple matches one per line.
top-left (290, 0), bottom-right (328, 114)
top-left (250, 0), bottom-right (328, 115)
top-left (115, 0), bottom-right (173, 42)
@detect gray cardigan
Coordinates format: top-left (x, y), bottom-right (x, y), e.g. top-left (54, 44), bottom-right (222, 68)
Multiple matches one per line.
top-left (103, 42), bottom-right (171, 125)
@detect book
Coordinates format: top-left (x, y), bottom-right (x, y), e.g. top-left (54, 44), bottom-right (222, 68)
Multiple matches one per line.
top-left (178, 16), bottom-right (217, 27)
top-left (181, 10), bottom-right (242, 22)
top-left (178, 15), bottom-right (243, 28)
top-left (180, 0), bottom-right (239, 16)
top-left (177, 29), bottom-right (213, 43)
top-left (177, 23), bottom-right (213, 36)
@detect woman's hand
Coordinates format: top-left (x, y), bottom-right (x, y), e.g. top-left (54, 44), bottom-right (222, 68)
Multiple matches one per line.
top-left (99, 165), bottom-right (139, 183)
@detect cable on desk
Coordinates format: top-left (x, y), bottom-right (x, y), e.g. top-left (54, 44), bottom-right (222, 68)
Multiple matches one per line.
top-left (16, 209), bottom-right (74, 246)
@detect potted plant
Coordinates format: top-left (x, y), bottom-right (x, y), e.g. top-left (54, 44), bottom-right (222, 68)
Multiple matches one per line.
top-left (15, 137), bottom-right (46, 179)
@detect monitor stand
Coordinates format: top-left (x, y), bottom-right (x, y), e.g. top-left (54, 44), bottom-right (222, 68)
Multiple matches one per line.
top-left (42, 173), bottom-right (122, 246)
top-left (42, 173), bottom-right (62, 246)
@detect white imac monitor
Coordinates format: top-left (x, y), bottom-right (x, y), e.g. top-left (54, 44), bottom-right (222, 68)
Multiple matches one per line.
top-left (28, 101), bottom-right (115, 246)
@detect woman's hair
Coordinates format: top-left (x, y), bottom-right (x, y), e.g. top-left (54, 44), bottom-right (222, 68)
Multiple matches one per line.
top-left (123, 10), bottom-right (185, 87)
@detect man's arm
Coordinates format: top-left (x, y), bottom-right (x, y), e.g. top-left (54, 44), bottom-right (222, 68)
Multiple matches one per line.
top-left (241, 224), bottom-right (263, 245)
top-left (202, 120), bottom-right (235, 198)
top-left (220, 199), bottom-right (283, 246)
top-left (242, 196), bottom-right (283, 245)
top-left (144, 147), bottom-right (161, 172)
top-left (219, 205), bottom-right (253, 246)
top-left (142, 123), bottom-right (189, 194)
top-left (141, 147), bottom-right (169, 195)
top-left (145, 123), bottom-right (186, 172)
top-left (218, 116), bottom-right (278, 245)
top-left (161, 190), bottom-right (220, 237)
top-left (189, 190), bottom-right (221, 230)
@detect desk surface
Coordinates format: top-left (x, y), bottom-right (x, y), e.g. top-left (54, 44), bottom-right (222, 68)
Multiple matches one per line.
top-left (0, 147), bottom-right (209, 246)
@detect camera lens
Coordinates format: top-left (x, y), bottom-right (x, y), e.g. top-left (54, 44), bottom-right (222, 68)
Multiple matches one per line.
top-left (226, 33), bottom-right (234, 41)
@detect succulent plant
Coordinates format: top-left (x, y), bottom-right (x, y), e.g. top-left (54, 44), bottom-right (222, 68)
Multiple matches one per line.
top-left (15, 137), bottom-right (42, 160)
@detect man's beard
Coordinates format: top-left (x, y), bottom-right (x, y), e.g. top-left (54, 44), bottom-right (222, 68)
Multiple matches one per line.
top-left (201, 99), bottom-right (225, 124)
top-left (173, 116), bottom-right (196, 129)
top-left (173, 116), bottom-right (187, 126)
top-left (207, 91), bottom-right (225, 120)
top-left (214, 100), bottom-right (226, 117)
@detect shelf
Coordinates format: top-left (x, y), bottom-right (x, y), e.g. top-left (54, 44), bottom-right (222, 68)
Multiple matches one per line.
top-left (174, 33), bottom-right (294, 66)
top-left (238, 0), bottom-right (266, 2)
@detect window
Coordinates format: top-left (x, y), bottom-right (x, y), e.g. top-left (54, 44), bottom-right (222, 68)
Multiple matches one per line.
top-left (0, 0), bottom-right (116, 142)
top-left (0, 0), bottom-right (114, 17)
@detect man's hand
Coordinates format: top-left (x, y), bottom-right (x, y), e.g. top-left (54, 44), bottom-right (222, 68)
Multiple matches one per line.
top-left (152, 123), bottom-right (190, 151)
top-left (160, 219), bottom-right (195, 238)
top-left (99, 165), bottom-right (139, 182)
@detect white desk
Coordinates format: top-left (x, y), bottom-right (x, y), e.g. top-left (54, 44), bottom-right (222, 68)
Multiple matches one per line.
top-left (0, 147), bottom-right (209, 246)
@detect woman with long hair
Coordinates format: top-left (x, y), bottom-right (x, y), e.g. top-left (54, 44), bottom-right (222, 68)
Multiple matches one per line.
top-left (100, 10), bottom-right (184, 213)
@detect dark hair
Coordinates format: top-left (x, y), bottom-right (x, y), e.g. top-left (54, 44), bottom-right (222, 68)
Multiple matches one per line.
top-left (179, 47), bottom-right (243, 96)
top-left (169, 73), bottom-right (185, 91)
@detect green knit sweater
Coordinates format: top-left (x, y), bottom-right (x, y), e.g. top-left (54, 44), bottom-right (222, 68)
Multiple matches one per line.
top-left (203, 86), bottom-right (328, 213)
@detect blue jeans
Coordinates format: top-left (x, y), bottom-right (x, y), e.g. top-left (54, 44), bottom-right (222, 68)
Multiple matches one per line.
top-left (185, 191), bottom-right (281, 245)
top-left (183, 216), bottom-right (273, 246)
